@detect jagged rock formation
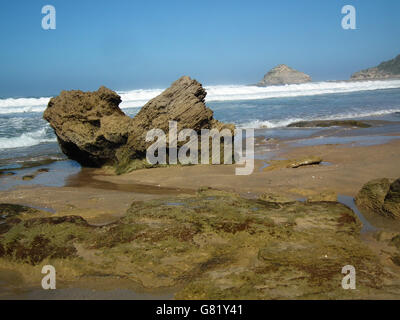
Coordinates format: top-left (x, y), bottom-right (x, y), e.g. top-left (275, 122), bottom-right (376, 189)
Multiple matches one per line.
top-left (257, 64), bottom-right (311, 86)
top-left (44, 76), bottom-right (233, 169)
top-left (120, 76), bottom-right (232, 163)
top-left (355, 178), bottom-right (400, 219)
top-left (351, 54), bottom-right (400, 80)
top-left (43, 86), bottom-right (131, 167)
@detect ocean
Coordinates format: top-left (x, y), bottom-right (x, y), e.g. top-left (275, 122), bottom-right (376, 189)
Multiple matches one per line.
top-left (1, 79), bottom-right (400, 167)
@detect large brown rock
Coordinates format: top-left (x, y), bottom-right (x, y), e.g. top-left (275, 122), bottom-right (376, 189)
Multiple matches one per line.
top-left (355, 178), bottom-right (400, 219)
top-left (44, 86), bottom-right (131, 166)
top-left (44, 76), bottom-right (232, 169)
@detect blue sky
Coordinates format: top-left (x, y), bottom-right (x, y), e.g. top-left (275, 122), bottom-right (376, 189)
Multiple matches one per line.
top-left (0, 0), bottom-right (399, 97)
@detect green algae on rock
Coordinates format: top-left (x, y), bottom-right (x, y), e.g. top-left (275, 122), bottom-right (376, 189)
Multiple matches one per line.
top-left (0, 189), bottom-right (393, 299)
top-left (287, 120), bottom-right (372, 128)
top-left (307, 190), bottom-right (337, 202)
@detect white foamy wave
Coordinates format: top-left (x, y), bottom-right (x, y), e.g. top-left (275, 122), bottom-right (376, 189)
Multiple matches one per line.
top-left (1, 79), bottom-right (400, 114)
top-left (118, 79), bottom-right (400, 107)
top-left (239, 108), bottom-right (400, 129)
top-left (118, 89), bottom-right (164, 108)
top-left (0, 97), bottom-right (51, 114)
top-left (0, 128), bottom-right (56, 149)
top-left (205, 79), bottom-right (400, 102)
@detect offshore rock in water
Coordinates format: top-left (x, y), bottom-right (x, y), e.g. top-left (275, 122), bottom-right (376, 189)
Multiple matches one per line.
top-left (44, 76), bottom-right (232, 169)
top-left (287, 119), bottom-right (372, 128)
top-left (257, 64), bottom-right (311, 86)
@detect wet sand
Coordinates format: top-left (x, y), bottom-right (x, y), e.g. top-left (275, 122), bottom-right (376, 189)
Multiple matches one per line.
top-left (94, 138), bottom-right (400, 198)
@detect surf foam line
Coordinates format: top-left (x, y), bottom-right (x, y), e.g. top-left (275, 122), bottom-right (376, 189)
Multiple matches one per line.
top-left (238, 108), bottom-right (400, 129)
top-left (1, 79), bottom-right (400, 114)
top-left (204, 79), bottom-right (400, 102)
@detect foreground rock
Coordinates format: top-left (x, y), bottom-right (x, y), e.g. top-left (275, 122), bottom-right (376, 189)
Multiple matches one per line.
top-left (383, 179), bottom-right (400, 218)
top-left (44, 77), bottom-right (233, 170)
top-left (351, 53), bottom-right (400, 80)
top-left (355, 178), bottom-right (400, 219)
top-left (257, 64), bottom-right (311, 86)
top-left (1, 189), bottom-right (395, 299)
top-left (287, 120), bottom-right (371, 128)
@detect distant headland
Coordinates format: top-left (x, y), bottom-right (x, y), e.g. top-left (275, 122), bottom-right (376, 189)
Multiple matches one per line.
top-left (351, 53), bottom-right (400, 80)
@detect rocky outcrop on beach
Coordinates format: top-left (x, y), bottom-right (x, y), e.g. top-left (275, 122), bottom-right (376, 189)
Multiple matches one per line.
top-left (257, 64), bottom-right (311, 86)
top-left (355, 178), bottom-right (400, 219)
top-left (118, 76), bottom-right (233, 171)
top-left (262, 156), bottom-right (322, 171)
top-left (43, 86), bottom-right (131, 167)
top-left (351, 54), bottom-right (400, 80)
top-left (44, 76), bottom-right (233, 170)
top-left (383, 179), bottom-right (400, 218)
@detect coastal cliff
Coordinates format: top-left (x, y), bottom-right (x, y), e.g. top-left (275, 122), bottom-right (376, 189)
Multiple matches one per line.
top-left (257, 64), bottom-right (311, 86)
top-left (351, 54), bottom-right (400, 80)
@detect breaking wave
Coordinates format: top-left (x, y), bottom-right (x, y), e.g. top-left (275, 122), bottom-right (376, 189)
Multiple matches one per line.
top-left (0, 128), bottom-right (56, 149)
top-left (1, 79), bottom-right (400, 114)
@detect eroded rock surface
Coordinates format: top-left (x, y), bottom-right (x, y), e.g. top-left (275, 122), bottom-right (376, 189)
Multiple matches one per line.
top-left (0, 189), bottom-right (396, 299)
top-left (383, 179), bottom-right (400, 218)
top-left (355, 178), bottom-right (400, 219)
top-left (43, 86), bottom-right (131, 167)
top-left (44, 77), bottom-right (233, 170)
